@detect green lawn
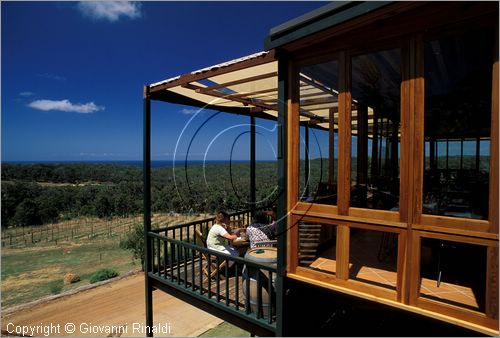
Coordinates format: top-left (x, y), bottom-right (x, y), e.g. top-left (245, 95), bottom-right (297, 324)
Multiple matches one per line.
top-left (1, 240), bottom-right (138, 307)
top-left (199, 322), bottom-right (250, 337)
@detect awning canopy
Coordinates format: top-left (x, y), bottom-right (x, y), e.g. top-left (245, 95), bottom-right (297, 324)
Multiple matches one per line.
top-left (147, 50), bottom-right (403, 137)
top-left (148, 50), bottom-right (339, 129)
top-left (148, 51), bottom-right (279, 121)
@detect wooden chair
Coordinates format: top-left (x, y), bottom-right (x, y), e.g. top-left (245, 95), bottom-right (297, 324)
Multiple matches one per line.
top-left (194, 229), bottom-right (227, 284)
top-left (228, 219), bottom-right (245, 231)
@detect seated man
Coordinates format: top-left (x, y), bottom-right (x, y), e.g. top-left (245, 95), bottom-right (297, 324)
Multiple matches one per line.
top-left (206, 211), bottom-right (239, 263)
top-left (246, 210), bottom-right (277, 248)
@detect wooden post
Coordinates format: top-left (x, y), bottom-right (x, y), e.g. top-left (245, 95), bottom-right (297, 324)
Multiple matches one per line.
top-left (328, 108), bottom-right (336, 185)
top-left (338, 51), bottom-right (351, 215)
top-left (336, 225), bottom-right (350, 280)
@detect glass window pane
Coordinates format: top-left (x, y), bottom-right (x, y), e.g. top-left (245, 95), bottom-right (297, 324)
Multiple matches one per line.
top-left (298, 61), bottom-right (339, 205)
top-left (420, 238), bottom-right (486, 313)
top-left (423, 27), bottom-right (493, 220)
top-left (350, 228), bottom-right (398, 291)
top-left (298, 222), bottom-right (337, 276)
top-left (351, 49), bottom-right (401, 211)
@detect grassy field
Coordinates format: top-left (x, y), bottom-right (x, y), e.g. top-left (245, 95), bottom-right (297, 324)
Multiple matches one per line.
top-left (200, 322), bottom-right (250, 337)
top-left (1, 240), bottom-right (138, 307)
top-left (1, 213), bottom-right (212, 308)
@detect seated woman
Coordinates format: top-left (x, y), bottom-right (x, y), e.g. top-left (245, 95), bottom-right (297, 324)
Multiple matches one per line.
top-left (206, 211), bottom-right (239, 260)
top-left (246, 210), bottom-right (277, 248)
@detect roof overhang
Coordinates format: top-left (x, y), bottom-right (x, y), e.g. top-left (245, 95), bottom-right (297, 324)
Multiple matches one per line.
top-left (264, 1), bottom-right (394, 50)
top-left (147, 50), bottom-right (338, 129)
top-left (148, 50), bottom-right (280, 121)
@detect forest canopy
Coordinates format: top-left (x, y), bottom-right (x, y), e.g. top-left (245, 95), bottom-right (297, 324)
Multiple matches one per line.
top-left (1, 162), bottom-right (279, 227)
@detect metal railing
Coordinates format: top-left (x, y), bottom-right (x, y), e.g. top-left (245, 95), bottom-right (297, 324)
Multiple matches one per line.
top-left (147, 210), bottom-right (277, 333)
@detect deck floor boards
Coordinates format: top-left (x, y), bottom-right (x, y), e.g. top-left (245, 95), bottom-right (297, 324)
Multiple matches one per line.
top-left (152, 257), bottom-right (276, 321)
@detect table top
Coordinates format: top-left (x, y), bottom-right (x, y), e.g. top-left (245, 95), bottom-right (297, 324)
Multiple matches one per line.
top-left (245, 247), bottom-right (277, 260)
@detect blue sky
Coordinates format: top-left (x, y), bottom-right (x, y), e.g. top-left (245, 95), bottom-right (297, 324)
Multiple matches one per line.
top-left (1, 1), bottom-right (326, 162)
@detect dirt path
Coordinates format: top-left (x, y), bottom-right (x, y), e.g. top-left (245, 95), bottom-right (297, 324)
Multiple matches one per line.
top-left (1, 273), bottom-right (222, 336)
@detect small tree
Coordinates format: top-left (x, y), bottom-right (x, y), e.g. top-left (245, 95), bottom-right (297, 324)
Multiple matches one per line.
top-left (120, 223), bottom-right (144, 271)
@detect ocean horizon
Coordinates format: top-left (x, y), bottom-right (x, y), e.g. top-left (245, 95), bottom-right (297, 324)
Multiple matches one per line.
top-left (2, 159), bottom-right (278, 168)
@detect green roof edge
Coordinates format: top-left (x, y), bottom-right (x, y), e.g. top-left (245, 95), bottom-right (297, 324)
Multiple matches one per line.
top-left (264, 1), bottom-right (394, 50)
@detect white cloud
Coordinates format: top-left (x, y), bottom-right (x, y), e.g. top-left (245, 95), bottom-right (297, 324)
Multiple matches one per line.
top-left (19, 91), bottom-right (34, 96)
top-left (28, 99), bottom-right (104, 114)
top-left (77, 1), bottom-right (141, 22)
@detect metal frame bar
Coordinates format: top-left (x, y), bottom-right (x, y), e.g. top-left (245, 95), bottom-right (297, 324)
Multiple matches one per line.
top-left (250, 115), bottom-right (256, 215)
top-left (275, 49), bottom-right (289, 337)
top-left (143, 85), bottom-right (153, 337)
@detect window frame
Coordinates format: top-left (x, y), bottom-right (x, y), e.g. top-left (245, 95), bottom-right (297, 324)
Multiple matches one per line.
top-left (285, 8), bottom-right (499, 331)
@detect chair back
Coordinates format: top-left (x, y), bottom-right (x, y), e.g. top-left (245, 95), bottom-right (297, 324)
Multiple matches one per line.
top-left (194, 229), bottom-right (207, 248)
top-left (254, 240), bottom-right (277, 248)
top-left (228, 219), bottom-right (244, 230)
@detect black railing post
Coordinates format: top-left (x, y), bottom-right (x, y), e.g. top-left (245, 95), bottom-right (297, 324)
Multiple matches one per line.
top-left (276, 49), bottom-right (289, 337)
top-left (305, 123), bottom-right (310, 197)
top-left (143, 85), bottom-right (153, 336)
top-left (250, 114), bottom-right (256, 216)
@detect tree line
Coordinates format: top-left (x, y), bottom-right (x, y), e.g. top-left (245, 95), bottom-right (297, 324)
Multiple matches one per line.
top-left (1, 162), bottom-right (279, 228)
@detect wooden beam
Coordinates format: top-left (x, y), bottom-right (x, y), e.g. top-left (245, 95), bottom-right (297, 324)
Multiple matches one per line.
top-left (226, 87), bottom-right (278, 100)
top-left (150, 50), bottom-right (276, 92)
top-left (183, 83), bottom-right (277, 112)
top-left (300, 96), bottom-right (339, 107)
top-left (300, 74), bottom-right (339, 96)
top-left (196, 71), bottom-right (278, 94)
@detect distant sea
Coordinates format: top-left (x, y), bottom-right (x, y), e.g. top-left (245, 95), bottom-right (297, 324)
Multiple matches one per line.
top-left (4, 160), bottom-right (276, 168)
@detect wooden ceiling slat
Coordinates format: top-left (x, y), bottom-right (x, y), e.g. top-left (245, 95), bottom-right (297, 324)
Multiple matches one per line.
top-left (183, 83), bottom-right (277, 112)
top-left (196, 72), bottom-right (278, 94)
top-left (150, 50), bottom-right (277, 93)
top-left (226, 87), bottom-right (278, 100)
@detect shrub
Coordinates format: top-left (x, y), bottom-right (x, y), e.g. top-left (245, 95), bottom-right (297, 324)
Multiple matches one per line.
top-left (89, 268), bottom-right (119, 284)
top-left (49, 279), bottom-right (64, 295)
top-left (120, 223), bottom-right (144, 271)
